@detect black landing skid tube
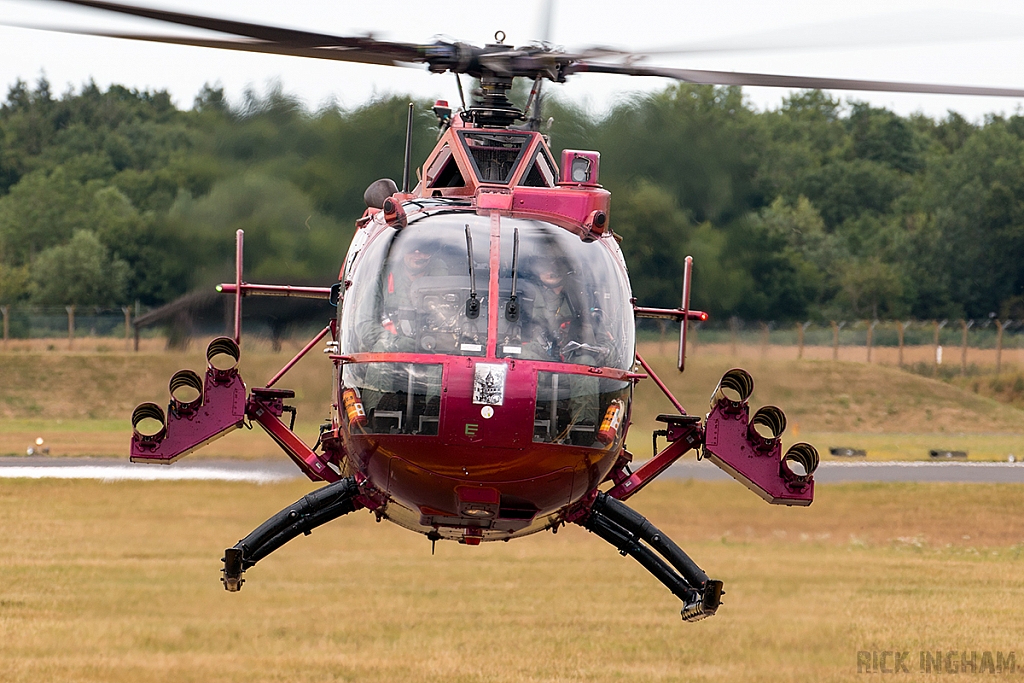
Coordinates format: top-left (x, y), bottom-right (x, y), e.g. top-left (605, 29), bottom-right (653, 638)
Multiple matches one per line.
top-left (221, 477), bottom-right (361, 591)
top-left (580, 492), bottom-right (724, 622)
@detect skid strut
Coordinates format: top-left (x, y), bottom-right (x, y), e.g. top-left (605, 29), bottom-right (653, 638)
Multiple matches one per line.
top-left (580, 493), bottom-right (724, 622)
top-left (222, 477), bottom-right (362, 591)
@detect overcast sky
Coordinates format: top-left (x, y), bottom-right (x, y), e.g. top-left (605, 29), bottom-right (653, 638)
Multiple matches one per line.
top-left (3, 0), bottom-right (1024, 121)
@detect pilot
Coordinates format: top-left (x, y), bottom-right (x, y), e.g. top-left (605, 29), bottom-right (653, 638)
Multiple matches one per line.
top-left (527, 256), bottom-right (582, 360)
top-left (356, 239), bottom-right (449, 432)
top-left (364, 240), bottom-right (449, 353)
top-left (526, 255), bottom-right (599, 440)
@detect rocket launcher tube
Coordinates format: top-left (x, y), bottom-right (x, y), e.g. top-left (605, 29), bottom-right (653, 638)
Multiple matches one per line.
top-left (710, 368), bottom-right (753, 410)
top-left (169, 369), bottom-right (203, 416)
top-left (702, 369), bottom-right (817, 506)
top-left (130, 337), bottom-right (247, 464)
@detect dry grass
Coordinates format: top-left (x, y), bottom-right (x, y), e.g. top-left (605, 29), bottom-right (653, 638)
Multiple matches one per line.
top-left (634, 343), bottom-right (1024, 434)
top-left (1, 478), bottom-right (1022, 682)
top-left (4, 342), bottom-right (1024, 460)
top-left (0, 341), bottom-right (333, 459)
top-left (632, 345), bottom-right (1024, 461)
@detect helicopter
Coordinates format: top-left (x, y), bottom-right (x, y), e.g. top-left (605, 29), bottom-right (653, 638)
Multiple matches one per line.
top-left (19, 0), bottom-right (1024, 623)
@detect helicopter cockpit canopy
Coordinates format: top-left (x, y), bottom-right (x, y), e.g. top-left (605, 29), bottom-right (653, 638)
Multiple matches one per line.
top-left (340, 212), bottom-right (634, 371)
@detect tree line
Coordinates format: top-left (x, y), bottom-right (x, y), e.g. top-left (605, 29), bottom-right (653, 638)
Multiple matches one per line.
top-left (1, 76), bottom-right (1023, 322)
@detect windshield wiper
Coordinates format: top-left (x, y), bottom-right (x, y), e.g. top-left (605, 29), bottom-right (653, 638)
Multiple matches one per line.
top-left (465, 224), bottom-right (480, 319)
top-left (505, 227), bottom-right (520, 322)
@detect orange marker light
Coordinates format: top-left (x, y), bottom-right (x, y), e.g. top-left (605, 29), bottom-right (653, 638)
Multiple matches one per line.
top-left (342, 388), bottom-right (367, 428)
top-left (597, 399), bottom-right (624, 445)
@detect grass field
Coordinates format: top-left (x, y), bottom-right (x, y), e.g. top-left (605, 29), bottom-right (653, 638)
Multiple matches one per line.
top-left (1, 478), bottom-right (1022, 682)
top-left (3, 340), bottom-right (1024, 460)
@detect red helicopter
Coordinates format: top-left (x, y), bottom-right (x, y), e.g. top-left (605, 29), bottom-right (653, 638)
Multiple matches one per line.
top-left (24, 0), bottom-right (1024, 622)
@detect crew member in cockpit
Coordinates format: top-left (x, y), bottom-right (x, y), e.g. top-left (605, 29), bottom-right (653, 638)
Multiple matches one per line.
top-left (363, 241), bottom-right (448, 352)
top-left (526, 255), bottom-right (599, 438)
top-left (528, 256), bottom-right (581, 361)
top-left (356, 239), bottom-right (448, 432)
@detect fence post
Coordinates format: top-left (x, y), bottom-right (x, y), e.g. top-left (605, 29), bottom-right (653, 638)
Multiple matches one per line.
top-left (122, 306), bottom-right (131, 351)
top-left (730, 317), bottom-right (739, 357)
top-left (66, 305), bottom-right (75, 350)
top-left (866, 319), bottom-right (878, 363)
top-left (1, 305), bottom-right (8, 350)
top-left (797, 321), bottom-right (808, 360)
top-left (831, 321), bottom-right (846, 361)
top-left (960, 319), bottom-right (973, 375)
top-left (933, 319), bottom-right (947, 377)
top-left (759, 322), bottom-right (770, 359)
top-left (996, 320), bottom-right (1006, 375)
top-left (134, 300), bottom-right (141, 352)
top-left (897, 321), bottom-right (907, 367)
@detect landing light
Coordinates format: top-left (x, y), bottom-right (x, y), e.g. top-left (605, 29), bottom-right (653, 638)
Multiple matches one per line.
top-left (560, 150), bottom-right (601, 186)
top-left (570, 156), bottom-right (591, 183)
top-left (462, 505), bottom-right (494, 518)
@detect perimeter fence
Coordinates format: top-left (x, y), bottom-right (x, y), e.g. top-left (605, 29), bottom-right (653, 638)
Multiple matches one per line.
top-left (0, 304), bottom-right (329, 352)
top-left (5, 305), bottom-right (1024, 375)
top-left (638, 317), bottom-right (1024, 375)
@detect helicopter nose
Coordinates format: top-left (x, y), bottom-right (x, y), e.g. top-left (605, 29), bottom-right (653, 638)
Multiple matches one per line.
top-left (439, 361), bottom-right (535, 449)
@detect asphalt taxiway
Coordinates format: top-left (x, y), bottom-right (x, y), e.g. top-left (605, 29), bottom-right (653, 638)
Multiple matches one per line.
top-left (2, 457), bottom-right (1024, 483)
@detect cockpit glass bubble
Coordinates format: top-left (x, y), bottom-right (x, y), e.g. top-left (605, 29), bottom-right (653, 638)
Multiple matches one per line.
top-left (497, 220), bottom-right (634, 370)
top-left (341, 216), bottom-right (491, 357)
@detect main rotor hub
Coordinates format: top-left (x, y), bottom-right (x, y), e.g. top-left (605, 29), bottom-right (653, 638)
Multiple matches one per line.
top-left (465, 71), bottom-right (523, 128)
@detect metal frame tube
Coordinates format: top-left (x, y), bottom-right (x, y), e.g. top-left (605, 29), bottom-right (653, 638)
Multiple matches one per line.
top-left (264, 324), bottom-right (332, 388)
top-left (606, 435), bottom-right (697, 501)
top-left (402, 102), bottom-right (414, 192)
top-left (218, 283), bottom-right (332, 299)
top-left (678, 256), bottom-right (692, 371)
top-left (234, 229), bottom-right (243, 343)
top-left (635, 352), bottom-right (686, 415)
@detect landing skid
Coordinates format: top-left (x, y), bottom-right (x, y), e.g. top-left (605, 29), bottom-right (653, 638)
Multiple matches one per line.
top-left (579, 492), bottom-right (724, 622)
top-left (221, 477), bottom-right (362, 591)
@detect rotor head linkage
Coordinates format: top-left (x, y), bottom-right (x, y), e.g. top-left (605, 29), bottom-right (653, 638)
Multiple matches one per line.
top-left (465, 70), bottom-right (523, 128)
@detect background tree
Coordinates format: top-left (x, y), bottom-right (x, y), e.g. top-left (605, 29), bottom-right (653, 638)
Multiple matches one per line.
top-left (1, 75), bottom-right (1022, 323)
top-left (30, 230), bottom-right (129, 306)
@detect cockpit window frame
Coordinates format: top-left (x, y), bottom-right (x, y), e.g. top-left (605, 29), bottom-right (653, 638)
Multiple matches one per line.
top-left (425, 143), bottom-right (468, 189)
top-left (518, 147), bottom-right (560, 188)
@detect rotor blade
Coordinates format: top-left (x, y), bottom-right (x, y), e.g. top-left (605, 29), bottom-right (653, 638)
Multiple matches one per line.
top-left (568, 62), bottom-right (1024, 99)
top-left (13, 26), bottom-right (419, 67)
top-left (537, 0), bottom-right (555, 44)
top-left (571, 10), bottom-right (1024, 62)
top-left (34, 0), bottom-right (426, 60)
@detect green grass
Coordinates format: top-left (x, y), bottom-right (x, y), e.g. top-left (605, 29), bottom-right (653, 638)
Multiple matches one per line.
top-left (1, 479), bottom-right (1022, 682)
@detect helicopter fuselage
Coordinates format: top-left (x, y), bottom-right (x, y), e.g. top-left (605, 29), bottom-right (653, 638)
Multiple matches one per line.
top-left (333, 210), bottom-right (635, 542)
top-left (321, 117), bottom-right (638, 543)
top-left (127, 113), bottom-right (815, 609)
